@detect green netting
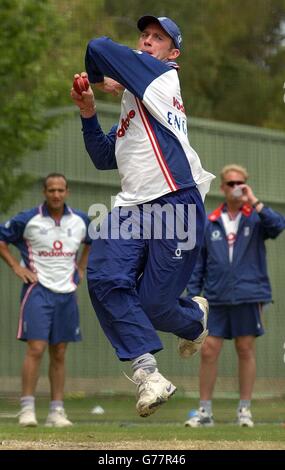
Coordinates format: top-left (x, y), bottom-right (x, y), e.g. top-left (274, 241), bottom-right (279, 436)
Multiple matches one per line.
top-left (0, 102), bottom-right (284, 397)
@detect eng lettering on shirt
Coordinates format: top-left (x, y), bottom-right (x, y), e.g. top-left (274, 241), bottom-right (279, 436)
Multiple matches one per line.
top-left (167, 111), bottom-right (187, 134)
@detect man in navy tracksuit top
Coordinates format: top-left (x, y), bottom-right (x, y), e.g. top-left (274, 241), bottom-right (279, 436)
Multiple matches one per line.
top-left (185, 164), bottom-right (285, 428)
top-left (71, 15), bottom-right (215, 417)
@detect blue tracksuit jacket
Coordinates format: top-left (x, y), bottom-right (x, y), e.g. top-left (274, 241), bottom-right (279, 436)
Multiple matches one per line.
top-left (186, 203), bottom-right (285, 305)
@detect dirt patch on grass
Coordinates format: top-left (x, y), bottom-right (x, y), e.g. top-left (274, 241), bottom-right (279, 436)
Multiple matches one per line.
top-left (1, 439), bottom-right (285, 450)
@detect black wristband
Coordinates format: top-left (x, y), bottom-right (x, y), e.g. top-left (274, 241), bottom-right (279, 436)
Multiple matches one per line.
top-left (252, 200), bottom-right (261, 208)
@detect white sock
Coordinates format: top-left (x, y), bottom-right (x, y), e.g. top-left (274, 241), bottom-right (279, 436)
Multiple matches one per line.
top-left (238, 399), bottom-right (251, 410)
top-left (132, 353), bottom-right (157, 374)
top-left (50, 400), bottom-right (64, 412)
top-left (20, 396), bottom-right (35, 410)
top-left (200, 400), bottom-right (212, 415)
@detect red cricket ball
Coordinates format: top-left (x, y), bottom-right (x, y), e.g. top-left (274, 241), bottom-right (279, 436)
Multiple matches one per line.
top-left (73, 76), bottom-right (90, 95)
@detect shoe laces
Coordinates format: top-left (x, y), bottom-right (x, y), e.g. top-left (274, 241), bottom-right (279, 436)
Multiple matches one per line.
top-left (192, 297), bottom-right (209, 329)
top-left (124, 369), bottom-right (160, 392)
top-left (123, 370), bottom-right (138, 385)
top-left (51, 407), bottom-right (67, 417)
top-left (18, 406), bottom-right (35, 416)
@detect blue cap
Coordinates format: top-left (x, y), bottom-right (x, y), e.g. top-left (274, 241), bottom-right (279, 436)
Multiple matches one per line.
top-left (137, 15), bottom-right (182, 50)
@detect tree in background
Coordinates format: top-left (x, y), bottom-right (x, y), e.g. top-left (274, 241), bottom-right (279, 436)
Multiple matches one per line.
top-left (49, 0), bottom-right (118, 105)
top-left (0, 0), bottom-right (66, 213)
top-left (103, 0), bottom-right (285, 129)
top-left (0, 0), bottom-right (114, 214)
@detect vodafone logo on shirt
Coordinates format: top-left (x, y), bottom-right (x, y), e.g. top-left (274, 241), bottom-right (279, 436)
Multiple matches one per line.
top-left (38, 240), bottom-right (75, 257)
top-left (117, 110), bottom-right (136, 137)
top-left (173, 97), bottom-right (185, 114)
top-left (53, 240), bottom-right (63, 250)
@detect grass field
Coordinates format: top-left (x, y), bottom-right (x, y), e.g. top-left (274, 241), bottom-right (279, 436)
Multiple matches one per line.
top-left (0, 395), bottom-right (285, 450)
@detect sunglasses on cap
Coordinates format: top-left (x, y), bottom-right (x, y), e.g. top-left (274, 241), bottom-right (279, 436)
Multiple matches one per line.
top-left (225, 181), bottom-right (245, 187)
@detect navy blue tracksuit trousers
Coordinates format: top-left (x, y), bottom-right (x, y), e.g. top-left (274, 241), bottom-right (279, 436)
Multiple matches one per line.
top-left (87, 187), bottom-right (206, 360)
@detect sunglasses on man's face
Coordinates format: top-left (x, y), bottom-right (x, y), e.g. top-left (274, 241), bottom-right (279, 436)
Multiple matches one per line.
top-left (225, 181), bottom-right (245, 187)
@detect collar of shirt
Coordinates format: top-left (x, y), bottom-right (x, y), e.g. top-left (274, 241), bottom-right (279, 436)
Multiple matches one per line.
top-left (208, 202), bottom-right (252, 221)
top-left (41, 202), bottom-right (72, 218)
top-left (164, 59), bottom-right (180, 70)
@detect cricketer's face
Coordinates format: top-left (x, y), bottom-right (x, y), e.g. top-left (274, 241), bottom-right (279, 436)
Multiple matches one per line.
top-left (44, 177), bottom-right (69, 212)
top-left (138, 23), bottom-right (180, 62)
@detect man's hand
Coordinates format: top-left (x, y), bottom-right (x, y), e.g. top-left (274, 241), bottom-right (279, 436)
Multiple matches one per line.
top-left (237, 184), bottom-right (255, 204)
top-left (71, 72), bottom-right (96, 118)
top-left (238, 184), bottom-right (263, 210)
top-left (0, 241), bottom-right (38, 284)
top-left (95, 77), bottom-right (124, 96)
top-left (13, 265), bottom-right (38, 284)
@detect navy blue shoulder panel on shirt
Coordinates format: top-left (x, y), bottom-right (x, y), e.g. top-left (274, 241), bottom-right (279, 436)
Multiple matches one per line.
top-left (85, 37), bottom-right (172, 100)
top-left (0, 207), bottom-right (39, 244)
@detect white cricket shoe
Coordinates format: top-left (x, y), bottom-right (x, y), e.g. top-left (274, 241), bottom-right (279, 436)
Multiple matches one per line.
top-left (45, 407), bottom-right (73, 427)
top-left (19, 407), bottom-right (38, 427)
top-left (184, 407), bottom-right (214, 428)
top-left (133, 368), bottom-right (176, 418)
top-left (178, 296), bottom-right (209, 358)
top-left (237, 407), bottom-right (254, 427)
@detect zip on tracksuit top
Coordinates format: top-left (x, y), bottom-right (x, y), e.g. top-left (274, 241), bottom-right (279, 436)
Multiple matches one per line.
top-left (82, 37), bottom-right (215, 207)
top-left (186, 203), bottom-right (285, 305)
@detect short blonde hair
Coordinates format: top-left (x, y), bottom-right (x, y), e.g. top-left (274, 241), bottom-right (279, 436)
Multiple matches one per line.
top-left (220, 164), bottom-right (248, 182)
